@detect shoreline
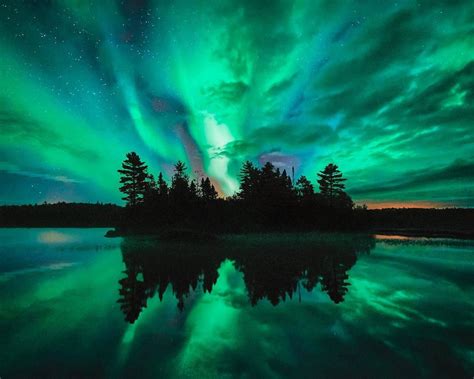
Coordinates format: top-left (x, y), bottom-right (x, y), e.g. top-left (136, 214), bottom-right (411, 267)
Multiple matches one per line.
top-left (0, 226), bottom-right (471, 240)
top-left (104, 227), bottom-right (474, 240)
top-left (371, 228), bottom-right (474, 240)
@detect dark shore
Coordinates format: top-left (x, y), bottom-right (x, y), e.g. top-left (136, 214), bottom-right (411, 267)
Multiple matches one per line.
top-left (105, 228), bottom-right (218, 242)
top-left (2, 203), bottom-right (473, 240)
top-left (370, 228), bottom-right (474, 240)
top-left (104, 227), bottom-right (474, 240)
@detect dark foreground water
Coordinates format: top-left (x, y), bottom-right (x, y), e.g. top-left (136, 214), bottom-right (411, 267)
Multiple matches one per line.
top-left (0, 229), bottom-right (473, 378)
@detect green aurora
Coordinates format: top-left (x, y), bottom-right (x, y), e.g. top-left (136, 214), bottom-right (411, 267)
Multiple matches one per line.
top-left (0, 0), bottom-right (473, 207)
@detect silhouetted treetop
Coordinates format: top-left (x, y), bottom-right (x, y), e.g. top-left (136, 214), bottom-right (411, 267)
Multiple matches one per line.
top-left (170, 160), bottom-right (191, 202)
top-left (118, 152), bottom-right (149, 207)
top-left (296, 176), bottom-right (314, 199)
top-left (189, 180), bottom-right (198, 200)
top-left (157, 172), bottom-right (169, 197)
top-left (173, 161), bottom-right (188, 181)
top-left (239, 161), bottom-right (259, 202)
top-left (200, 177), bottom-right (218, 200)
top-left (115, 153), bottom-right (357, 231)
top-left (317, 164), bottom-right (346, 198)
top-left (317, 163), bottom-right (352, 210)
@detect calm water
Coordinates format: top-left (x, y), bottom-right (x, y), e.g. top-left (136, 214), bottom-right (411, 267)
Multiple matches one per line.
top-left (0, 229), bottom-right (473, 378)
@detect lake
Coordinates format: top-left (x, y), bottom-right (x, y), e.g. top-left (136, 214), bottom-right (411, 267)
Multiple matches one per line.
top-left (0, 228), bottom-right (473, 378)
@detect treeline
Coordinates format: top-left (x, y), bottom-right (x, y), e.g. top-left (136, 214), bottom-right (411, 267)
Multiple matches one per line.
top-left (0, 202), bottom-right (121, 227)
top-left (1, 202), bottom-right (473, 236)
top-left (117, 152), bottom-right (357, 232)
top-left (369, 208), bottom-right (474, 238)
top-left (1, 151), bottom-right (473, 235)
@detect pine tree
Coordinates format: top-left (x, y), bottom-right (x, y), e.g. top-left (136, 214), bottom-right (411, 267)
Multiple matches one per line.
top-left (281, 169), bottom-right (293, 189)
top-left (172, 161), bottom-right (188, 186)
top-left (170, 161), bottom-right (190, 202)
top-left (147, 174), bottom-right (157, 190)
top-left (143, 173), bottom-right (158, 205)
top-left (200, 177), bottom-right (218, 201)
top-left (320, 256), bottom-right (350, 304)
top-left (238, 161), bottom-right (259, 201)
top-left (117, 266), bottom-right (148, 323)
top-left (156, 172), bottom-right (169, 197)
top-left (189, 180), bottom-right (198, 200)
top-left (260, 162), bottom-right (278, 201)
top-left (296, 176), bottom-right (314, 199)
top-left (317, 163), bottom-right (346, 205)
top-left (276, 168), bottom-right (296, 206)
top-left (118, 152), bottom-right (148, 207)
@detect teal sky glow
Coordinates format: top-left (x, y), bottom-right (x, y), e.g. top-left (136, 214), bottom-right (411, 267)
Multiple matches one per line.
top-left (0, 1), bottom-right (473, 207)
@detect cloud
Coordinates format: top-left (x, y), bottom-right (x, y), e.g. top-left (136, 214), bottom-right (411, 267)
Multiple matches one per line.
top-left (350, 159), bottom-right (474, 197)
top-left (0, 168), bottom-right (82, 184)
top-left (211, 0), bottom-right (301, 78)
top-left (265, 73), bottom-right (299, 97)
top-left (213, 124), bottom-right (338, 159)
top-left (0, 110), bottom-right (100, 161)
top-left (382, 61), bottom-right (474, 123)
top-left (202, 81), bottom-right (249, 104)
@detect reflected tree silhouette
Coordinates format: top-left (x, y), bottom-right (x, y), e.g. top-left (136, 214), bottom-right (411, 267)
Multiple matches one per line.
top-left (117, 235), bottom-right (375, 323)
top-left (117, 263), bottom-right (148, 324)
top-left (320, 253), bottom-right (353, 304)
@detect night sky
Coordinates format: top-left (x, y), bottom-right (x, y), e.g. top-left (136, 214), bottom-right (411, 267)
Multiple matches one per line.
top-left (1, 0), bottom-right (473, 207)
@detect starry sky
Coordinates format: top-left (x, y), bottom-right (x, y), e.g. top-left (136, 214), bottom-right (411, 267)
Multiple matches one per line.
top-left (0, 0), bottom-right (473, 207)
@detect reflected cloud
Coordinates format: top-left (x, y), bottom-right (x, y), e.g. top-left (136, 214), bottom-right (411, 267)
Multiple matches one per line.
top-left (38, 230), bottom-right (75, 244)
top-left (0, 262), bottom-right (76, 282)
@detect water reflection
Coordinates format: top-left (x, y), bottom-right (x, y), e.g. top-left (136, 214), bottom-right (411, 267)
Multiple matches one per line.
top-left (118, 234), bottom-right (376, 323)
top-left (1, 229), bottom-right (473, 377)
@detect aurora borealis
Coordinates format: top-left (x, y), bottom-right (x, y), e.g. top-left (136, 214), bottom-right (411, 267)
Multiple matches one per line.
top-left (1, 1), bottom-right (473, 207)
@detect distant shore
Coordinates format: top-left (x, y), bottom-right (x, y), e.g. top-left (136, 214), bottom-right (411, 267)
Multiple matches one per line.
top-left (371, 228), bottom-right (474, 240)
top-left (104, 227), bottom-right (474, 241)
top-left (1, 203), bottom-right (473, 240)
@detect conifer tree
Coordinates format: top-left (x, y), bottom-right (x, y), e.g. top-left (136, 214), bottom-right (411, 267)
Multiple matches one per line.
top-left (239, 161), bottom-right (259, 201)
top-left (200, 177), bottom-right (218, 201)
top-left (170, 161), bottom-right (190, 202)
top-left (118, 152), bottom-right (148, 207)
top-left (296, 176), bottom-right (314, 199)
top-left (156, 172), bottom-right (169, 197)
top-left (143, 173), bottom-right (158, 204)
top-left (317, 164), bottom-right (346, 205)
top-left (189, 180), bottom-right (198, 200)
top-left (281, 169), bottom-right (293, 189)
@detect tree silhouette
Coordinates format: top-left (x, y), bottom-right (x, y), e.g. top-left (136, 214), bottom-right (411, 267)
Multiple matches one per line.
top-left (116, 234), bottom-right (375, 322)
top-left (113, 154), bottom-right (365, 231)
top-left (296, 176), bottom-right (314, 200)
top-left (238, 161), bottom-right (259, 202)
top-left (117, 267), bottom-right (148, 323)
top-left (118, 152), bottom-right (149, 207)
top-left (200, 177), bottom-right (218, 201)
top-left (148, 173), bottom-right (157, 189)
top-left (143, 173), bottom-right (158, 204)
top-left (170, 161), bottom-right (190, 201)
top-left (156, 172), bottom-right (169, 197)
top-left (317, 163), bottom-right (347, 207)
top-left (320, 255), bottom-right (351, 304)
top-left (189, 180), bottom-right (198, 200)
top-left (334, 191), bottom-right (354, 210)
top-left (294, 175), bottom-right (315, 225)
